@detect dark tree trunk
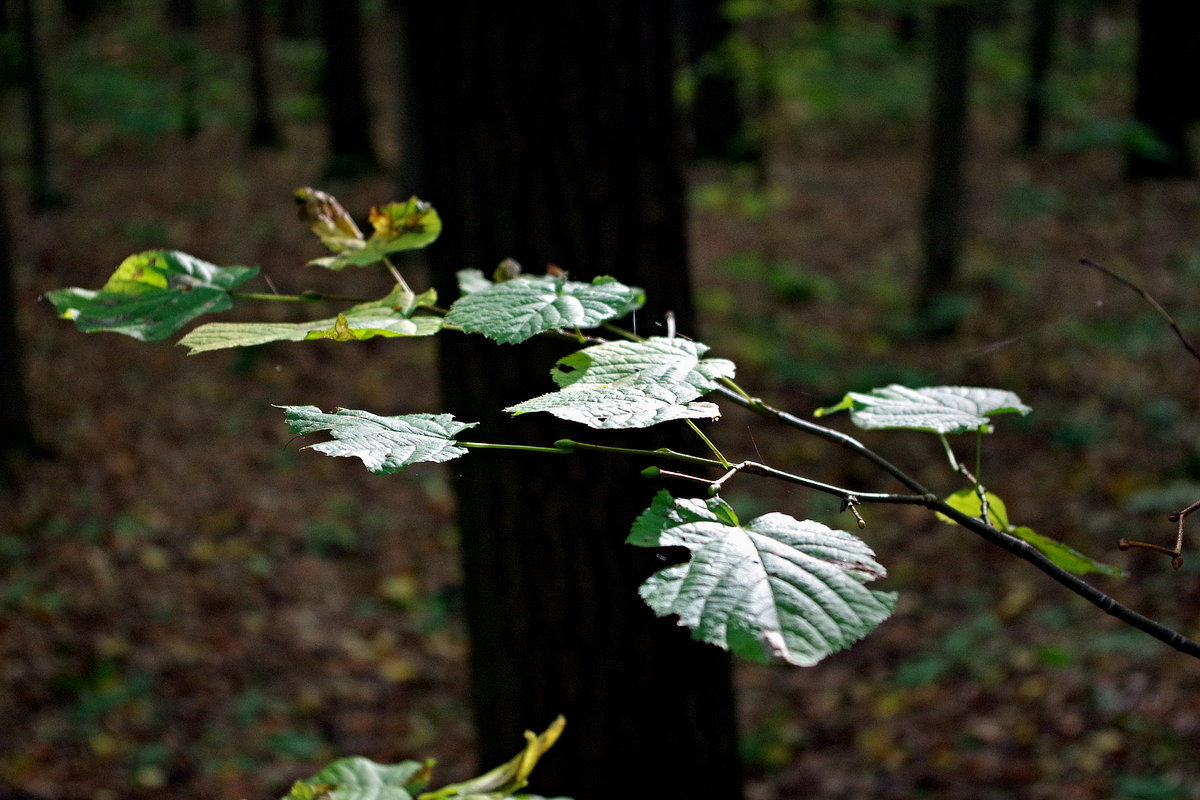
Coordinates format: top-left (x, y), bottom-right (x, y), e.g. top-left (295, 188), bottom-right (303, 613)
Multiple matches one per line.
top-left (16, 0), bottom-right (60, 210)
top-left (240, 0), bottom-right (284, 148)
top-left (318, 0), bottom-right (380, 179)
top-left (1021, 0), bottom-right (1059, 151)
top-left (279, 0), bottom-right (316, 39)
top-left (167, 0), bottom-right (201, 139)
top-left (406, 4), bottom-right (744, 800)
top-left (894, 9), bottom-right (921, 46)
top-left (812, 0), bottom-right (838, 26)
top-left (684, 0), bottom-right (759, 163)
top-left (1125, 2), bottom-right (1200, 181)
top-left (0, 170), bottom-right (36, 484)
top-left (917, 1), bottom-right (973, 334)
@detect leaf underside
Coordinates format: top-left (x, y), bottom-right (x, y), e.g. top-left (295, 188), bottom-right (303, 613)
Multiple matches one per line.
top-left (816, 384), bottom-right (1031, 434)
top-left (279, 406), bottom-right (477, 474)
top-left (45, 250), bottom-right (259, 341)
top-left (628, 491), bottom-right (896, 667)
top-left (180, 287), bottom-right (441, 354)
top-left (506, 337), bottom-right (734, 429)
top-left (444, 270), bottom-right (645, 344)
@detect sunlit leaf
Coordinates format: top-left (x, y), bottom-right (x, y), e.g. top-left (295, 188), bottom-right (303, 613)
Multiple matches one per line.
top-left (936, 489), bottom-right (1121, 576)
top-left (313, 197), bottom-right (443, 270)
top-left (179, 287), bottom-right (441, 354)
top-left (814, 385), bottom-right (1031, 434)
top-left (1012, 526), bottom-right (1123, 577)
top-left (936, 488), bottom-right (1010, 529)
top-left (505, 337), bottom-right (733, 429)
top-left (444, 271), bottom-right (644, 344)
top-left (628, 491), bottom-right (895, 667)
top-left (45, 250), bottom-right (259, 341)
top-left (280, 406), bottom-right (477, 474)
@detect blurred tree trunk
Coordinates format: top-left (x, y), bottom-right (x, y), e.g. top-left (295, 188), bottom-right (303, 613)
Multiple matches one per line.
top-left (279, 0), bottom-right (316, 39)
top-left (0, 170), bottom-right (36, 484)
top-left (166, 0), bottom-right (201, 139)
top-left (406, 4), bottom-right (744, 800)
top-left (685, 0), bottom-right (759, 164)
top-left (894, 8), bottom-right (920, 47)
top-left (1021, 0), bottom-right (1059, 150)
top-left (318, 0), bottom-right (380, 178)
top-left (1125, 2), bottom-right (1200, 181)
top-left (240, 0), bottom-right (283, 148)
top-left (917, 1), bottom-right (973, 334)
top-left (16, 0), bottom-right (59, 209)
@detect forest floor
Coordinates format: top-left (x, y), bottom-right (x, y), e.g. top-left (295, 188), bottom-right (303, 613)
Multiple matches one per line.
top-left (4, 9), bottom-right (1200, 800)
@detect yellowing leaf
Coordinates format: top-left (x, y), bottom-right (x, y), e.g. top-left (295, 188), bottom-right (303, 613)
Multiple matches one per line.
top-left (295, 187), bottom-right (365, 253)
top-left (419, 716), bottom-right (565, 799)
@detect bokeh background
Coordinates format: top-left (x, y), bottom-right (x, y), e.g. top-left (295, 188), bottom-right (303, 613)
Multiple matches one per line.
top-left (3, 1), bottom-right (1200, 798)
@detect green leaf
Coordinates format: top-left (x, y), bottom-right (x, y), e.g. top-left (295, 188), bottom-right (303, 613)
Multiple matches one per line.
top-left (504, 337), bottom-right (734, 429)
top-left (45, 250), bottom-right (259, 341)
top-left (936, 488), bottom-right (1010, 529)
top-left (313, 197), bottom-right (442, 270)
top-left (936, 489), bottom-right (1122, 577)
top-left (179, 287), bottom-right (442, 354)
top-left (814, 385), bottom-right (1031, 434)
top-left (443, 272), bottom-right (645, 344)
top-left (419, 716), bottom-right (565, 800)
top-left (1011, 526), bottom-right (1124, 577)
top-left (628, 491), bottom-right (896, 667)
top-left (281, 756), bottom-right (430, 800)
top-left (279, 406), bottom-right (477, 474)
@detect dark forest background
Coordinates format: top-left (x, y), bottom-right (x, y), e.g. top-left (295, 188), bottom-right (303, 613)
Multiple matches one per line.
top-left (3, 1), bottom-right (1200, 799)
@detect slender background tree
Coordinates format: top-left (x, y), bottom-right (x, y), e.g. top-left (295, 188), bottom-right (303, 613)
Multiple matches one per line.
top-left (405, 4), bottom-right (744, 799)
top-left (318, 0), bottom-right (379, 178)
top-left (917, 0), bottom-right (974, 334)
top-left (1125, 2), bottom-right (1200, 180)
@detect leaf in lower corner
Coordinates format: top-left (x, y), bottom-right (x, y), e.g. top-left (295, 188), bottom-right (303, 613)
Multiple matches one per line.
top-left (44, 250), bottom-right (260, 341)
top-left (1011, 525), bottom-right (1123, 577)
top-left (627, 490), bottom-right (895, 667)
top-left (419, 716), bottom-right (565, 800)
top-left (279, 406), bottom-right (477, 474)
top-left (282, 756), bottom-right (431, 800)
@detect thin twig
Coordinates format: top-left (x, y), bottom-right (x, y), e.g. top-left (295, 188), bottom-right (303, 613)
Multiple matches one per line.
top-left (1079, 258), bottom-right (1200, 366)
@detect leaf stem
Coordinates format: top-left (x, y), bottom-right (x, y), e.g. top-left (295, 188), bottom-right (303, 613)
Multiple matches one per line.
top-left (230, 290), bottom-right (373, 303)
top-left (685, 419), bottom-right (730, 469)
top-left (458, 441), bottom-right (577, 455)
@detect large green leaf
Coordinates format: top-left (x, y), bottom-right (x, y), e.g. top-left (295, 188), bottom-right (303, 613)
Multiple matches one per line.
top-left (814, 384), bottom-right (1031, 434)
top-left (309, 196), bottom-right (442, 270)
top-left (179, 287), bottom-right (441, 354)
top-left (280, 406), bottom-right (477, 474)
top-left (443, 270), bottom-right (644, 344)
top-left (281, 757), bottom-right (429, 800)
top-left (628, 491), bottom-right (896, 667)
top-left (45, 250), bottom-right (259, 341)
top-left (505, 337), bottom-right (734, 429)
